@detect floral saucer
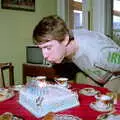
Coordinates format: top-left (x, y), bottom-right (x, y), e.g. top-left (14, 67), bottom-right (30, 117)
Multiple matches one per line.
top-left (79, 88), bottom-right (100, 96)
top-left (97, 112), bottom-right (120, 120)
top-left (12, 85), bottom-right (24, 91)
top-left (0, 88), bottom-right (14, 102)
top-left (0, 112), bottom-right (24, 120)
top-left (55, 114), bottom-right (82, 120)
top-left (90, 102), bottom-right (113, 112)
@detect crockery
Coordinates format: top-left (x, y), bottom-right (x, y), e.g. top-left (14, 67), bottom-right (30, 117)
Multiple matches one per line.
top-left (97, 112), bottom-right (120, 120)
top-left (0, 88), bottom-right (14, 102)
top-left (12, 85), bottom-right (24, 91)
top-left (0, 112), bottom-right (24, 120)
top-left (79, 87), bottom-right (100, 96)
top-left (55, 114), bottom-right (82, 120)
top-left (55, 77), bottom-right (68, 87)
top-left (90, 102), bottom-right (113, 112)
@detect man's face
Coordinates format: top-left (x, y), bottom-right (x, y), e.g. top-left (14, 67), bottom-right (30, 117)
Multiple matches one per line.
top-left (38, 40), bottom-right (66, 64)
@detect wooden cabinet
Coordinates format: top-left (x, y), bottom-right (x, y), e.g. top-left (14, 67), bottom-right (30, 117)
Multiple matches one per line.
top-left (22, 62), bottom-right (80, 84)
top-left (22, 63), bottom-right (60, 84)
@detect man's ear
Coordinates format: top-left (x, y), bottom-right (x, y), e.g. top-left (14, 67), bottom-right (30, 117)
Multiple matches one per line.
top-left (62, 34), bottom-right (69, 46)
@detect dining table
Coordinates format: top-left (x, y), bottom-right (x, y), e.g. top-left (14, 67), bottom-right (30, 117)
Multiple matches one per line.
top-left (0, 82), bottom-right (118, 120)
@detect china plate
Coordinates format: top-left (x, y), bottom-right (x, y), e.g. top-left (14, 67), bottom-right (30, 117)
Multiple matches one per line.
top-left (0, 112), bottom-right (24, 120)
top-left (79, 88), bottom-right (99, 96)
top-left (12, 85), bottom-right (24, 91)
top-left (97, 112), bottom-right (120, 120)
top-left (55, 114), bottom-right (82, 120)
top-left (90, 102), bottom-right (113, 112)
top-left (0, 88), bottom-right (14, 102)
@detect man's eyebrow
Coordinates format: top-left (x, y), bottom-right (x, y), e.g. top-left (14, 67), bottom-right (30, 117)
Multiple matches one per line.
top-left (38, 39), bottom-right (50, 44)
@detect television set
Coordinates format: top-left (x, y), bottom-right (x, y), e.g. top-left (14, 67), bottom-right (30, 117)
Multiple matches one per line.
top-left (26, 45), bottom-right (52, 67)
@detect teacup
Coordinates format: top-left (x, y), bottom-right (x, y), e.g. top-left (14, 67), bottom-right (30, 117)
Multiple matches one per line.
top-left (36, 76), bottom-right (47, 82)
top-left (55, 77), bottom-right (68, 87)
top-left (35, 76), bottom-right (47, 87)
top-left (95, 94), bottom-right (113, 109)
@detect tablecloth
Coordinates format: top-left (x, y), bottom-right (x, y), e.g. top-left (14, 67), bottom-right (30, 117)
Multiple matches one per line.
top-left (0, 83), bottom-right (111, 120)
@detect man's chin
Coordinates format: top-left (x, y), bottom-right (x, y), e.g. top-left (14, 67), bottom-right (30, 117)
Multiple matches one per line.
top-left (48, 59), bottom-right (63, 64)
top-left (55, 60), bottom-right (63, 64)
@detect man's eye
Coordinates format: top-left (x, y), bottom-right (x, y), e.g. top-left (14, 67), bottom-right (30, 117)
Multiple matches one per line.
top-left (47, 47), bottom-right (51, 50)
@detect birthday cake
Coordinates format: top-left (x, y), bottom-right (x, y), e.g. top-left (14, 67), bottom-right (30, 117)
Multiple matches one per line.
top-left (19, 80), bottom-right (79, 118)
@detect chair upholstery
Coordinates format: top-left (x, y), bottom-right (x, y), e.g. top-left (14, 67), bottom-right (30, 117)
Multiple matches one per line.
top-left (0, 63), bottom-right (14, 87)
top-left (76, 70), bottom-right (120, 90)
top-left (104, 76), bottom-right (120, 93)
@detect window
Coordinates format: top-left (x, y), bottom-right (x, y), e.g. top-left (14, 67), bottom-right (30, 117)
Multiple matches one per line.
top-left (112, 0), bottom-right (120, 45)
top-left (113, 0), bottom-right (120, 30)
top-left (73, 0), bottom-right (83, 29)
top-left (57, 0), bottom-right (89, 30)
top-left (69, 0), bottom-right (83, 29)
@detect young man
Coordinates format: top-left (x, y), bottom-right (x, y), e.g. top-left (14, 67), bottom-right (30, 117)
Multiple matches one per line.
top-left (33, 15), bottom-right (120, 84)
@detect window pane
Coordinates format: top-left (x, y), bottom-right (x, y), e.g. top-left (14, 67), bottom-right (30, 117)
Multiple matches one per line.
top-left (113, 16), bottom-right (120, 30)
top-left (113, 0), bottom-right (120, 30)
top-left (73, 0), bottom-right (82, 2)
top-left (113, 0), bottom-right (120, 11)
top-left (113, 0), bottom-right (120, 46)
top-left (73, 10), bottom-right (83, 29)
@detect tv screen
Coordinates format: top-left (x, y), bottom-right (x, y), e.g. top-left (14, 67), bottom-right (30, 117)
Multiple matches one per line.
top-left (26, 46), bottom-right (52, 67)
top-left (26, 46), bottom-right (44, 64)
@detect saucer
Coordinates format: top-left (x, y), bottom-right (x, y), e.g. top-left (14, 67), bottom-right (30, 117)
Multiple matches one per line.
top-left (55, 114), bottom-right (82, 120)
top-left (0, 88), bottom-right (15, 102)
top-left (97, 112), bottom-right (120, 120)
top-left (0, 112), bottom-right (24, 120)
top-left (90, 102), bottom-right (113, 112)
top-left (79, 88), bottom-right (99, 96)
top-left (12, 85), bottom-right (24, 91)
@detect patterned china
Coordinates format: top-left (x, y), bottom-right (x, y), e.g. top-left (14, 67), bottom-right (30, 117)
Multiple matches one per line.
top-left (90, 102), bottom-right (113, 112)
top-left (55, 114), bottom-right (82, 120)
top-left (55, 77), bottom-right (68, 88)
top-left (79, 87), bottom-right (100, 96)
top-left (0, 88), bottom-right (14, 102)
top-left (0, 112), bottom-right (24, 120)
top-left (12, 85), bottom-right (24, 91)
top-left (97, 112), bottom-right (120, 120)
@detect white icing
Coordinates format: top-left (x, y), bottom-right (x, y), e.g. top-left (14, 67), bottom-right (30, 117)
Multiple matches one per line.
top-left (19, 84), bottom-right (79, 118)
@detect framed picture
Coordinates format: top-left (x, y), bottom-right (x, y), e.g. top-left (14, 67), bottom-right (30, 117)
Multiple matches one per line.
top-left (1, 0), bottom-right (35, 12)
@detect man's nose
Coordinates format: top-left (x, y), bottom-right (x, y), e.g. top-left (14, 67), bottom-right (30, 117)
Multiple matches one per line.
top-left (42, 50), bottom-right (49, 59)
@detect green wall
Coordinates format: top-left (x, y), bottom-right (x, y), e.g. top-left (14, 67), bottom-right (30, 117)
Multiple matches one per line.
top-left (0, 0), bottom-right (57, 85)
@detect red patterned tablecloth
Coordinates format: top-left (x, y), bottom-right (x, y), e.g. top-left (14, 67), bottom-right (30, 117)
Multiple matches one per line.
top-left (0, 83), bottom-right (111, 120)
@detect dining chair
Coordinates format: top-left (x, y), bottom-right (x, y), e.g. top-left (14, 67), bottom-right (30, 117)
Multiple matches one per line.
top-left (0, 62), bottom-right (14, 87)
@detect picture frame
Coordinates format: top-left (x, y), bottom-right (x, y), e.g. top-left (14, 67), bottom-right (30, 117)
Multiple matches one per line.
top-left (1, 0), bottom-right (35, 12)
